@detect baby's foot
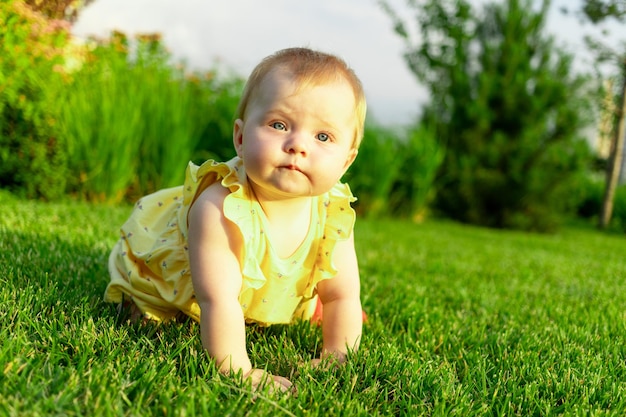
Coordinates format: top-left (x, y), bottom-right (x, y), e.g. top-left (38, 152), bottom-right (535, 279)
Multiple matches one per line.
top-left (117, 298), bottom-right (149, 324)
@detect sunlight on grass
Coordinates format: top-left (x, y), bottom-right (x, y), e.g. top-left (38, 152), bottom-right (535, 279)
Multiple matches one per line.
top-left (1, 191), bottom-right (625, 415)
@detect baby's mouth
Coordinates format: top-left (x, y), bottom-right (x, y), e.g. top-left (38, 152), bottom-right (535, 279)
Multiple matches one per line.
top-left (280, 164), bottom-right (302, 173)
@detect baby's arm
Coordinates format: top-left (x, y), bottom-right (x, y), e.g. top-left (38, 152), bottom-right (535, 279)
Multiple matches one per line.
top-left (315, 233), bottom-right (363, 363)
top-left (188, 184), bottom-right (291, 391)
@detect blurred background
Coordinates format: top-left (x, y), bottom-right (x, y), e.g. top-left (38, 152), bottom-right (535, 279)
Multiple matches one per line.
top-left (70, 0), bottom-right (623, 127)
top-left (1, 0), bottom-right (625, 233)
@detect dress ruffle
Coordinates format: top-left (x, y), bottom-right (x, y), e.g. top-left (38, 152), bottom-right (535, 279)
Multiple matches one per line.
top-left (303, 183), bottom-right (356, 299)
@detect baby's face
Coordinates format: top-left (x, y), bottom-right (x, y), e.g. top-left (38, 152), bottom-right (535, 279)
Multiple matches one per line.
top-left (233, 68), bottom-right (358, 202)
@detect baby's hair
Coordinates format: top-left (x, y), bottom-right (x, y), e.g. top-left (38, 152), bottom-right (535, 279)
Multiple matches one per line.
top-left (236, 47), bottom-right (367, 148)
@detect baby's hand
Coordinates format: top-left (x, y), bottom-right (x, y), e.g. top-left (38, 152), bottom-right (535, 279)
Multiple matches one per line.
top-left (244, 368), bottom-right (293, 394)
top-left (310, 358), bottom-right (324, 369)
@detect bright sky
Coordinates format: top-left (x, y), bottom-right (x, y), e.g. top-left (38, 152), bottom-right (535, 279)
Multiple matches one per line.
top-left (72, 0), bottom-right (622, 127)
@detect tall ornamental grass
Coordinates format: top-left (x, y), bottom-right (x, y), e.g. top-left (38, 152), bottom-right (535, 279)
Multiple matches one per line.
top-left (59, 34), bottom-right (143, 201)
top-left (57, 33), bottom-right (230, 202)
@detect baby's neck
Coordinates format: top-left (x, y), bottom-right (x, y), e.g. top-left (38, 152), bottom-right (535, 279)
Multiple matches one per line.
top-left (254, 195), bottom-right (314, 259)
top-left (257, 196), bottom-right (312, 225)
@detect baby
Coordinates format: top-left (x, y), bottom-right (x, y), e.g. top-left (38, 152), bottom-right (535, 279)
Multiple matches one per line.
top-left (106, 47), bottom-right (367, 392)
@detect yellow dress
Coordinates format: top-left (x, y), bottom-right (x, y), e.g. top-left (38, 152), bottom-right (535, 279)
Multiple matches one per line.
top-left (105, 157), bottom-right (356, 325)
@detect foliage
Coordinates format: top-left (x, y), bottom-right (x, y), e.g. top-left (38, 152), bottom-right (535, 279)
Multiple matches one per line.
top-left (345, 123), bottom-right (404, 218)
top-left (0, 0), bottom-right (70, 200)
top-left (582, 0), bottom-right (626, 23)
top-left (383, 0), bottom-right (593, 232)
top-left (345, 123), bottom-right (443, 221)
top-left (0, 2), bottom-right (240, 203)
top-left (576, 0), bottom-right (626, 82)
top-left (191, 74), bottom-right (244, 165)
top-left (23, 0), bottom-right (95, 22)
top-left (0, 1), bottom-right (440, 214)
top-left (613, 183), bottom-right (626, 231)
top-left (56, 32), bottom-right (241, 202)
top-left (577, 174), bottom-right (626, 232)
top-left (2, 194), bottom-right (626, 415)
top-left (392, 124), bottom-right (444, 221)
top-left (0, 7), bottom-right (438, 214)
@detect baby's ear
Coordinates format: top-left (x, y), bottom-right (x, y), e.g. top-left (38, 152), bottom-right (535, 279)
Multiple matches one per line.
top-left (233, 119), bottom-right (244, 157)
top-left (343, 148), bottom-right (358, 170)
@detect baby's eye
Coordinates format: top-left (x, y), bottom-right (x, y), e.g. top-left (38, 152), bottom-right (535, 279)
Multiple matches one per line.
top-left (271, 121), bottom-right (286, 131)
top-left (316, 132), bottom-right (330, 142)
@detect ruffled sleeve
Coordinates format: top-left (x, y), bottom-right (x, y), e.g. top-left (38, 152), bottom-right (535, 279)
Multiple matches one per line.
top-left (221, 174), bottom-right (268, 292)
top-left (303, 182), bottom-right (357, 298)
top-left (177, 157), bottom-right (268, 292)
top-left (178, 158), bottom-right (241, 239)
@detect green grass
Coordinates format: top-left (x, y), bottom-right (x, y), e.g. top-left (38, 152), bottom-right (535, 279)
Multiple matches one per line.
top-left (1, 190), bottom-right (625, 416)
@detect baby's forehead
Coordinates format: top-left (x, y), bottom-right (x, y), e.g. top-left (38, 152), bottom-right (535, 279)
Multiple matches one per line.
top-left (258, 67), bottom-right (355, 101)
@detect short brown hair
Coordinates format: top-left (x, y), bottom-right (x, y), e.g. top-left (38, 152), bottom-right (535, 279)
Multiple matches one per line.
top-left (236, 47), bottom-right (367, 148)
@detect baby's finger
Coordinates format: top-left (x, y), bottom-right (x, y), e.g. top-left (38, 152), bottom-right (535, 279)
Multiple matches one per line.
top-left (273, 376), bottom-right (298, 396)
top-left (272, 375), bottom-right (293, 392)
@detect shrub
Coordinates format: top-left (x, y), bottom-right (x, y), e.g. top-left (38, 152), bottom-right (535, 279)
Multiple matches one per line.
top-left (345, 122), bottom-right (443, 221)
top-left (613, 184), bottom-right (626, 233)
top-left (0, 0), bottom-right (70, 200)
top-left (346, 123), bottom-right (403, 218)
top-left (391, 124), bottom-right (444, 222)
top-left (576, 174), bottom-right (605, 219)
top-left (577, 174), bottom-right (626, 232)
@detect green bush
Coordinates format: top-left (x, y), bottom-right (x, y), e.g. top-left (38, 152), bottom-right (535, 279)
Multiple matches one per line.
top-left (0, 1), bottom-right (70, 200)
top-left (345, 123), bottom-right (443, 221)
top-left (613, 184), bottom-right (626, 233)
top-left (346, 124), bottom-right (403, 218)
top-left (577, 174), bottom-right (626, 233)
top-left (576, 174), bottom-right (604, 219)
top-left (391, 124), bottom-right (444, 221)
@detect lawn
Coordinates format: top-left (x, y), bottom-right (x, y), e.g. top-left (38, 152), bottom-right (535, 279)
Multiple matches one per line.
top-left (1, 190), bottom-right (625, 416)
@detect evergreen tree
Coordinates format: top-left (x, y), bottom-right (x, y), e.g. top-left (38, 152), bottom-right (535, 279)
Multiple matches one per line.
top-left (383, 0), bottom-right (593, 231)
